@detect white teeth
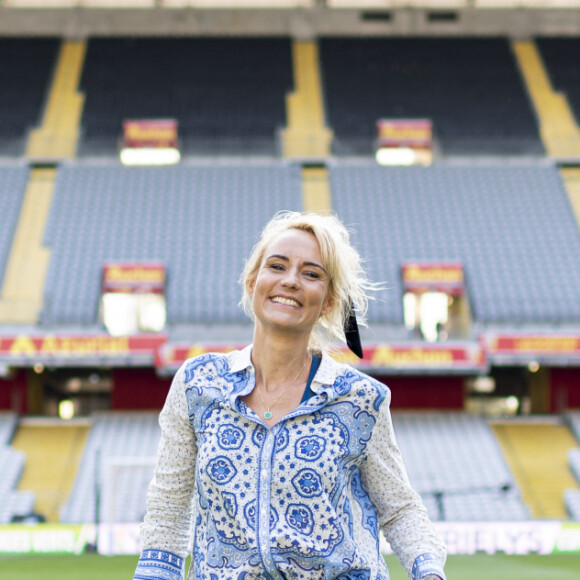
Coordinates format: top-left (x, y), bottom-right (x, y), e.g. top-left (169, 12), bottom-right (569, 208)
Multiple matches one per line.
top-left (272, 297), bottom-right (299, 307)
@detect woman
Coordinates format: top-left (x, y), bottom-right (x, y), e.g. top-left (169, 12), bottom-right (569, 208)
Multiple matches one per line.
top-left (134, 211), bottom-right (447, 580)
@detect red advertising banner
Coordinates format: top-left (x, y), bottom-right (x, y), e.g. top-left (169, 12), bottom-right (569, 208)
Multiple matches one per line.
top-left (485, 334), bottom-right (580, 355)
top-left (401, 262), bottom-right (464, 295)
top-left (376, 119), bottom-right (433, 149)
top-left (0, 334), bottom-right (167, 365)
top-left (102, 262), bottom-right (165, 294)
top-left (122, 119), bottom-right (178, 149)
top-left (156, 341), bottom-right (486, 374)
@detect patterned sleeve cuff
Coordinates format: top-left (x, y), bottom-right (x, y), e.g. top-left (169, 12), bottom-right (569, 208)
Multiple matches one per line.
top-left (134, 549), bottom-right (185, 580)
top-left (412, 553), bottom-right (447, 580)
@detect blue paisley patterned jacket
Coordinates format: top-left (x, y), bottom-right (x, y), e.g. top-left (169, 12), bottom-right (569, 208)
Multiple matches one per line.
top-left (134, 345), bottom-right (446, 580)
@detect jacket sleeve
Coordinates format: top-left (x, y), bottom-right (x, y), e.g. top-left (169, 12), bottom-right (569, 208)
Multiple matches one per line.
top-left (360, 386), bottom-right (447, 580)
top-left (133, 362), bottom-right (197, 580)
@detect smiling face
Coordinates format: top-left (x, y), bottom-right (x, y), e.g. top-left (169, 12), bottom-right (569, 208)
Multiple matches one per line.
top-left (249, 228), bottom-right (333, 339)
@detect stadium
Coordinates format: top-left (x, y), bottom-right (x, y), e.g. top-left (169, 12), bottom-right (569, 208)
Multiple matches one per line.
top-left (1, 1), bottom-right (580, 578)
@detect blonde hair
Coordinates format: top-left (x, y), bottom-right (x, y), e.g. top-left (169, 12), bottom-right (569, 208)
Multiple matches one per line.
top-left (239, 210), bottom-right (378, 352)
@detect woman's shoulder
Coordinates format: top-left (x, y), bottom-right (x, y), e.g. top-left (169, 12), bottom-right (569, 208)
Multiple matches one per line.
top-left (321, 352), bottom-right (391, 399)
top-left (345, 364), bottom-right (390, 396)
top-left (178, 351), bottom-right (235, 383)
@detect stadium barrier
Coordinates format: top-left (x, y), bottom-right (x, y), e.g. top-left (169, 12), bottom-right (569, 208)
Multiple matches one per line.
top-left (2, 521), bottom-right (579, 556)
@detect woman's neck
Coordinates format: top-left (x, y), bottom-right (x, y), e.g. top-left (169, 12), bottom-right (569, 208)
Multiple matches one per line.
top-left (251, 328), bottom-right (311, 390)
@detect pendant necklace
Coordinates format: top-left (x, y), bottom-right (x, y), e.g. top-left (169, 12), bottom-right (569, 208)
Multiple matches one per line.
top-left (257, 356), bottom-right (309, 420)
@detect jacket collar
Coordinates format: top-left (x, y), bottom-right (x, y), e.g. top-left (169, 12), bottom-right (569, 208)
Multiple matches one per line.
top-left (226, 344), bottom-right (347, 399)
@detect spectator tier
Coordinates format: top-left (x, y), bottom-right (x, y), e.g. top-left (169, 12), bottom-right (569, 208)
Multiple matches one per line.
top-left (319, 37), bottom-right (544, 157)
top-left (78, 37), bottom-right (293, 157)
top-left (41, 161), bottom-right (303, 326)
top-left (0, 38), bottom-right (60, 157)
top-left (330, 161), bottom-right (580, 324)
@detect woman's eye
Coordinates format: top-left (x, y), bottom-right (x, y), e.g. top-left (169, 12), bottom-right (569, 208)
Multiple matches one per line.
top-left (270, 263), bottom-right (284, 271)
top-left (304, 271), bottom-right (320, 279)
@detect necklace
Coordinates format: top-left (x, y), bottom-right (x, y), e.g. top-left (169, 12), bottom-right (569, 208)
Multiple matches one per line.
top-left (256, 356), bottom-right (309, 420)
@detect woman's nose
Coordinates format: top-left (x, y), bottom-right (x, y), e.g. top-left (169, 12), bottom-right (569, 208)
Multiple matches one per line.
top-left (281, 268), bottom-right (300, 288)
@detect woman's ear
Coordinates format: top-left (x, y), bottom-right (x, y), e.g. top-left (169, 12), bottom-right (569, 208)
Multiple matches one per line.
top-left (321, 295), bottom-right (333, 317)
top-left (247, 277), bottom-right (256, 298)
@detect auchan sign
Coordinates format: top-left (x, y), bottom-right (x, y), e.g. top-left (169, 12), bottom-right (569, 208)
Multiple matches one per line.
top-left (156, 342), bottom-right (486, 374)
top-left (0, 334), bottom-right (166, 365)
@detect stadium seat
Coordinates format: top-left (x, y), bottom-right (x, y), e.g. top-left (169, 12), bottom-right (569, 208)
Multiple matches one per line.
top-left (330, 162), bottom-right (580, 326)
top-left (0, 412), bottom-right (18, 446)
top-left (536, 38), bottom-right (580, 134)
top-left (41, 161), bottom-right (303, 327)
top-left (0, 39), bottom-right (60, 157)
top-left (392, 411), bottom-right (530, 521)
top-left (60, 412), bottom-right (162, 524)
top-left (564, 489), bottom-right (580, 521)
top-left (0, 165), bottom-right (29, 290)
top-left (78, 37), bottom-right (293, 157)
top-left (319, 37), bottom-right (544, 157)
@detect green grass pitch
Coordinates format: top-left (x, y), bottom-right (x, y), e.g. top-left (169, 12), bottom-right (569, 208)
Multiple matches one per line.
top-left (1, 553), bottom-right (580, 579)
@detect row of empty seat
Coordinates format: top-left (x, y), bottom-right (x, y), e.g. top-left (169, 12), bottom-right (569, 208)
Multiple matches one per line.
top-left (0, 413), bottom-right (36, 524)
top-left (41, 161), bottom-right (303, 326)
top-left (5, 410), bottom-right (580, 523)
top-left (537, 38), bottom-right (580, 130)
top-left (0, 164), bottom-right (28, 290)
top-left (565, 490), bottom-right (580, 520)
top-left (60, 412), bottom-right (161, 523)
top-left (566, 413), bottom-right (580, 520)
top-left (330, 161), bottom-right (580, 324)
top-left (0, 161), bottom-right (569, 326)
top-left (392, 412), bottom-right (530, 521)
top-left (0, 36), bottom-right (572, 158)
top-left (78, 37), bottom-right (293, 157)
top-left (0, 412), bottom-right (18, 446)
top-left (0, 38), bottom-right (60, 157)
top-left (567, 411), bottom-right (580, 442)
top-left (57, 410), bottom-right (534, 523)
top-left (320, 37), bottom-right (544, 157)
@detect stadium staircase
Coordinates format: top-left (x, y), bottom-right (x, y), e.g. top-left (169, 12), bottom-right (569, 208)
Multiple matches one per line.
top-left (26, 40), bottom-right (86, 161)
top-left (491, 418), bottom-right (579, 519)
top-left (10, 419), bottom-right (89, 522)
top-left (0, 40), bottom-right (87, 323)
top-left (0, 167), bottom-right (55, 324)
top-left (281, 41), bottom-right (333, 214)
top-left (282, 41), bottom-right (333, 159)
top-left (302, 166), bottom-right (332, 214)
top-left (512, 40), bottom-right (580, 160)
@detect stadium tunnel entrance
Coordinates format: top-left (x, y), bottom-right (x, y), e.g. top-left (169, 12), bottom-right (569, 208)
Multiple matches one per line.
top-left (0, 362), bottom-right (579, 418)
top-left (0, 366), bottom-right (171, 418)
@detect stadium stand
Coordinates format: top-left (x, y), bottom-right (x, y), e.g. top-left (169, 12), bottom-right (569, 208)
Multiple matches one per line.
top-left (77, 37), bottom-right (293, 157)
top-left (60, 412), bottom-right (160, 524)
top-left (536, 38), bottom-right (580, 130)
top-left (513, 40), bottom-right (580, 161)
top-left (392, 412), bottom-right (529, 521)
top-left (0, 415), bottom-right (37, 523)
top-left (565, 488), bottom-right (580, 521)
top-left (0, 447), bottom-right (35, 524)
top-left (0, 164), bottom-right (29, 291)
top-left (492, 421), bottom-right (578, 520)
top-left (40, 161), bottom-right (302, 326)
top-left (26, 40), bottom-right (87, 161)
top-left (10, 421), bottom-right (89, 523)
top-left (567, 411), bottom-right (580, 443)
top-left (0, 22), bottom-right (578, 535)
top-left (0, 38), bottom-right (60, 157)
top-left (57, 410), bottom-right (533, 524)
top-left (570, 448), bottom-right (580, 483)
top-left (319, 37), bottom-right (544, 157)
top-left (0, 412), bottom-right (17, 446)
top-left (330, 161), bottom-right (580, 325)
